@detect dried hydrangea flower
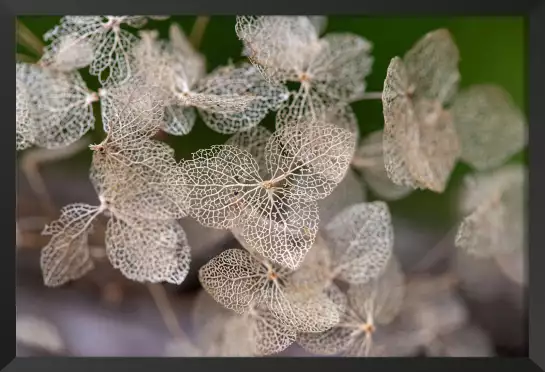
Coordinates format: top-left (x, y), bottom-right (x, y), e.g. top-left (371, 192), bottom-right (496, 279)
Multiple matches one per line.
top-left (132, 28), bottom-right (288, 135)
top-left (192, 290), bottom-right (297, 356)
top-left (41, 196), bottom-right (191, 286)
top-left (40, 203), bottom-right (100, 286)
top-left (198, 247), bottom-right (341, 333)
top-left (98, 74), bottom-right (165, 137)
top-left (236, 16), bottom-right (373, 123)
top-left (182, 119), bottom-right (355, 269)
top-left (382, 29), bottom-right (461, 193)
top-left (450, 84), bottom-right (527, 171)
top-left (297, 255), bottom-right (405, 356)
top-left (105, 215), bottom-right (190, 284)
top-left (382, 57), bottom-right (460, 193)
top-left (322, 201), bottom-right (394, 285)
top-left (41, 16), bottom-right (152, 84)
top-left (455, 164), bottom-right (526, 257)
top-left (16, 62), bottom-right (97, 149)
top-left (352, 130), bottom-right (413, 200)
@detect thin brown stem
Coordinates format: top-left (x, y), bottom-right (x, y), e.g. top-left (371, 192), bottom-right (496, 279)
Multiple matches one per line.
top-left (146, 283), bottom-right (186, 340)
top-left (19, 137), bottom-right (91, 220)
top-left (189, 16), bottom-right (210, 49)
top-left (16, 53), bottom-right (36, 63)
top-left (16, 19), bottom-right (45, 57)
top-left (358, 91), bottom-right (383, 100)
top-left (409, 226), bottom-right (458, 273)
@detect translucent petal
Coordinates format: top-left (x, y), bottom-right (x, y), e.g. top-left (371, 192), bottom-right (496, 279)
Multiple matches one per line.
top-left (267, 119), bottom-right (356, 201)
top-left (168, 23), bottom-right (206, 88)
top-left (318, 169), bottom-right (366, 229)
top-left (235, 16), bottom-right (319, 83)
top-left (297, 308), bottom-right (356, 355)
top-left (43, 16), bottom-right (140, 85)
top-left (455, 164), bottom-right (526, 257)
top-left (347, 255), bottom-right (405, 325)
top-left (105, 216), bottom-right (191, 284)
top-left (267, 286), bottom-right (341, 333)
top-left (16, 63), bottom-right (96, 149)
top-left (352, 130), bottom-right (413, 200)
top-left (240, 194), bottom-right (319, 270)
top-left (450, 84), bottom-right (527, 171)
top-left (225, 125), bottom-right (272, 177)
top-left (40, 34), bottom-right (94, 72)
top-left (250, 304), bottom-right (297, 355)
top-left (198, 248), bottom-right (266, 314)
top-left (382, 57), bottom-right (420, 189)
top-left (90, 138), bottom-right (186, 220)
top-left (181, 145), bottom-right (263, 229)
top-left (199, 248), bottom-right (340, 333)
top-left (192, 63), bottom-right (289, 134)
top-left (324, 201), bottom-right (393, 285)
top-left (40, 203), bottom-right (101, 287)
top-left (98, 74), bottom-right (164, 138)
top-left (403, 28), bottom-right (460, 104)
top-left (308, 33), bottom-right (373, 103)
top-left (383, 57), bottom-right (460, 192)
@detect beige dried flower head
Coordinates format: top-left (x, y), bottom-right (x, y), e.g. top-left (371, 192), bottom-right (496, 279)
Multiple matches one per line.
top-left (41, 197), bottom-right (191, 286)
top-left (382, 29), bottom-right (461, 193)
top-left (41, 16), bottom-right (154, 84)
top-left (40, 203), bottom-right (102, 287)
top-left (198, 247), bottom-right (341, 334)
top-left (236, 16), bottom-right (373, 124)
top-left (352, 130), bottom-right (413, 200)
top-left (16, 62), bottom-right (97, 149)
top-left (323, 201), bottom-right (394, 285)
top-left (297, 255), bottom-right (405, 356)
top-left (182, 120), bottom-right (355, 269)
top-left (450, 84), bottom-right (527, 171)
top-left (192, 290), bottom-right (297, 356)
top-left (455, 164), bottom-right (526, 257)
top-left (131, 28), bottom-right (288, 135)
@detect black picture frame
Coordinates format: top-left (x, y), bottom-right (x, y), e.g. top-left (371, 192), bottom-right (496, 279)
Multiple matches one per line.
top-left (5, 0), bottom-right (544, 371)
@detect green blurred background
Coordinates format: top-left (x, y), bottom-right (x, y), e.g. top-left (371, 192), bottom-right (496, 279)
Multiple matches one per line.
top-left (16, 16), bottom-right (526, 229)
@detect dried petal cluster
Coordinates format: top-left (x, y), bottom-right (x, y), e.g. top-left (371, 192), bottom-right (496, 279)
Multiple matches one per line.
top-left (182, 120), bottom-right (355, 270)
top-left (16, 62), bottom-right (97, 149)
top-left (131, 25), bottom-right (289, 135)
top-left (382, 29), bottom-right (461, 193)
top-left (236, 16), bottom-right (373, 130)
top-left (41, 16), bottom-right (167, 84)
top-left (40, 81), bottom-right (191, 287)
top-left (455, 164), bottom-right (525, 257)
top-left (15, 16), bottom-right (527, 358)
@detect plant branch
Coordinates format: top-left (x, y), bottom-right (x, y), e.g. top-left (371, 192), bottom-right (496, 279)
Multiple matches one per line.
top-left (189, 16), bottom-right (210, 50)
